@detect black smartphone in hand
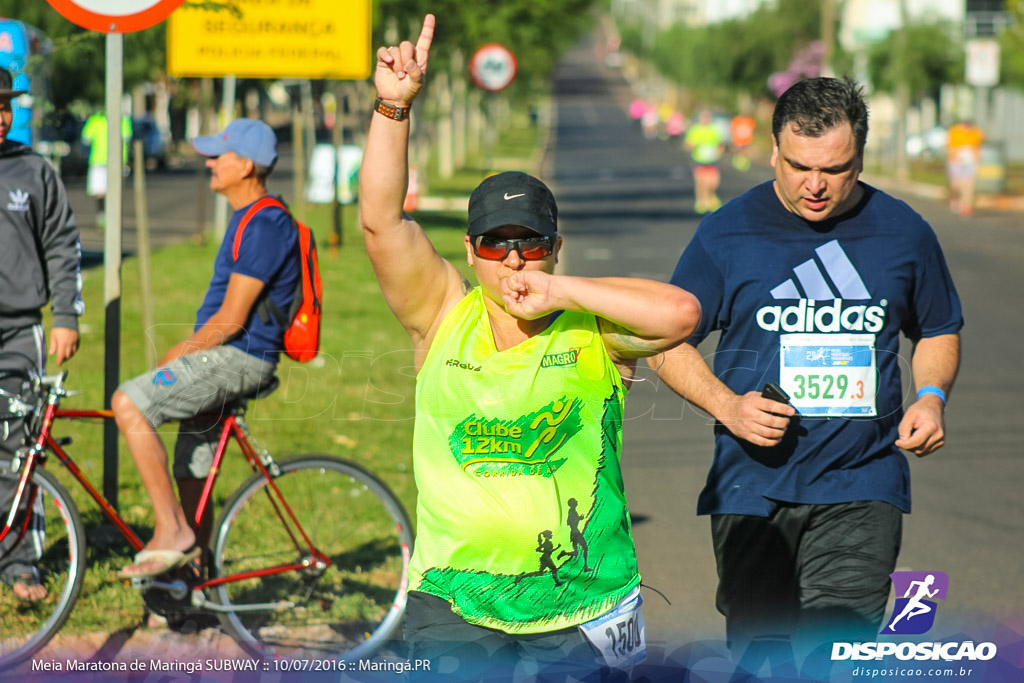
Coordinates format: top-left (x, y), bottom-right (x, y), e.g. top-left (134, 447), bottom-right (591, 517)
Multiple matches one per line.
top-left (761, 382), bottom-right (791, 404)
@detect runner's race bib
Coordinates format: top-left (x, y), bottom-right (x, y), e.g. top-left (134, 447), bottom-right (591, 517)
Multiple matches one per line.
top-left (779, 333), bottom-right (877, 416)
top-left (578, 588), bottom-right (647, 670)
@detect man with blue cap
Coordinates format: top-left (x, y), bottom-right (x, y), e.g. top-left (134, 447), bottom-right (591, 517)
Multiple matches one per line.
top-left (113, 118), bottom-right (299, 578)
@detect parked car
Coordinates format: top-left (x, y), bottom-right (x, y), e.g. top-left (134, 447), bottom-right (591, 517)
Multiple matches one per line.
top-left (40, 112), bottom-right (88, 179)
top-left (131, 116), bottom-right (170, 170)
top-left (906, 125), bottom-right (948, 160)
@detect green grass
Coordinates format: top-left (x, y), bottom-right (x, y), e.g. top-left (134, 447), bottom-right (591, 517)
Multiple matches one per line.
top-left (16, 113), bottom-right (539, 640)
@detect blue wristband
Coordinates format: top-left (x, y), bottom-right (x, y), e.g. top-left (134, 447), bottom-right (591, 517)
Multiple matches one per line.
top-left (916, 385), bottom-right (947, 404)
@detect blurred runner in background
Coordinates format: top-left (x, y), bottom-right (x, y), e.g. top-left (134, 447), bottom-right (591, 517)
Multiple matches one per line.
top-left (684, 109), bottom-right (725, 213)
top-left (731, 113), bottom-right (756, 171)
top-left (946, 119), bottom-right (983, 218)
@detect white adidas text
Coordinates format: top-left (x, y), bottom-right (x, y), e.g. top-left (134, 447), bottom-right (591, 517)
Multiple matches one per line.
top-left (756, 298), bottom-right (886, 333)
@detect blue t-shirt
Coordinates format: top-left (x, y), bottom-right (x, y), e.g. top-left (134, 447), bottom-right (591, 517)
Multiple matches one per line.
top-left (194, 198), bottom-right (299, 363)
top-left (670, 181), bottom-right (963, 516)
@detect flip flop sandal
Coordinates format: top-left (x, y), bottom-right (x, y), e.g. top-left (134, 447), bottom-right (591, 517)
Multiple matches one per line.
top-left (116, 545), bottom-right (201, 579)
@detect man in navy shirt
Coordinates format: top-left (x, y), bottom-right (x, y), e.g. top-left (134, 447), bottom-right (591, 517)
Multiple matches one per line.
top-left (113, 119), bottom-right (298, 578)
top-left (654, 78), bottom-right (962, 658)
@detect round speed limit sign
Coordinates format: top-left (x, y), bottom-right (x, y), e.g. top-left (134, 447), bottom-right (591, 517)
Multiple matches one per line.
top-left (470, 43), bottom-right (518, 92)
top-left (46, 0), bottom-right (185, 33)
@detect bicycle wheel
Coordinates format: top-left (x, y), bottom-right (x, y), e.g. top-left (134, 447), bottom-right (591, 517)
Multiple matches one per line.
top-left (0, 458), bottom-right (86, 671)
top-left (210, 455), bottom-right (413, 661)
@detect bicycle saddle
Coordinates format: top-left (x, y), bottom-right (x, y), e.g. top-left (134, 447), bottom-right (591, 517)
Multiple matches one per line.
top-left (238, 376), bottom-right (280, 402)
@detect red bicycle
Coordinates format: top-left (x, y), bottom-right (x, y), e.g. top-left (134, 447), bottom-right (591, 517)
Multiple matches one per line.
top-left (0, 368), bottom-right (413, 670)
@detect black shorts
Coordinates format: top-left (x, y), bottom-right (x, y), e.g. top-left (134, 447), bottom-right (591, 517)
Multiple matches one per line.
top-left (711, 500), bottom-right (902, 653)
top-left (403, 591), bottom-right (604, 681)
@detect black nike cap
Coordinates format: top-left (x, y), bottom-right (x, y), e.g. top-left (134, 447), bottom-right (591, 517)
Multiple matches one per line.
top-left (467, 171), bottom-right (558, 238)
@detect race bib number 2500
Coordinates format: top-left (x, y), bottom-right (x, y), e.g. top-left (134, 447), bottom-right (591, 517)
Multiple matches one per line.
top-left (578, 589), bottom-right (646, 670)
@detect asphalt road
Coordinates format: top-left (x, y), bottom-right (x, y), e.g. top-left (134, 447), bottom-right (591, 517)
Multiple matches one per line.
top-left (65, 163), bottom-right (210, 264)
top-left (547, 33), bottom-right (1024, 672)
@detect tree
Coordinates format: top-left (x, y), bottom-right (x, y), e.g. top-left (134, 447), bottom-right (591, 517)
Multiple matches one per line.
top-left (867, 21), bottom-right (962, 102)
top-left (0, 0), bottom-right (599, 119)
top-left (1000, 0), bottom-right (1024, 88)
top-left (372, 0), bottom-right (598, 96)
top-left (638, 0), bottom-right (823, 101)
top-left (0, 0), bottom-right (169, 111)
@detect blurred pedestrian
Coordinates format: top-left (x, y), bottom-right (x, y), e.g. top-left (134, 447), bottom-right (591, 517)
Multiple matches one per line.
top-left (730, 112), bottom-right (755, 171)
top-left (946, 119), bottom-right (983, 218)
top-left (80, 109), bottom-right (132, 226)
top-left (640, 100), bottom-right (659, 139)
top-left (665, 110), bottom-right (685, 140)
top-left (653, 77), bottom-right (962, 660)
top-left (684, 109), bottom-right (725, 213)
top-left (656, 100), bottom-right (674, 140)
top-left (361, 14), bottom-right (700, 678)
top-left (0, 66), bottom-right (83, 602)
top-left (629, 98), bottom-right (647, 130)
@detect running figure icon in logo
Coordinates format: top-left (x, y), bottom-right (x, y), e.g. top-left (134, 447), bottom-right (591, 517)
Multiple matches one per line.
top-left (515, 530), bottom-right (563, 586)
top-left (881, 570), bottom-right (949, 635)
top-left (557, 498), bottom-right (593, 572)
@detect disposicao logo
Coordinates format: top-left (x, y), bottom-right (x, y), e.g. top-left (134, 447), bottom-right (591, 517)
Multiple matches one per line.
top-left (881, 570), bottom-right (949, 635)
top-left (831, 570), bottom-right (998, 663)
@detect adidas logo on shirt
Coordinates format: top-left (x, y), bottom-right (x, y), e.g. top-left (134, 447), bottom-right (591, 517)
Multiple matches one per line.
top-left (7, 189), bottom-right (30, 212)
top-left (756, 239), bottom-right (887, 333)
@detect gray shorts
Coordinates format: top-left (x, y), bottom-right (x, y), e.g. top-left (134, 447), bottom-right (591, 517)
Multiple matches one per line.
top-left (118, 345), bottom-right (276, 479)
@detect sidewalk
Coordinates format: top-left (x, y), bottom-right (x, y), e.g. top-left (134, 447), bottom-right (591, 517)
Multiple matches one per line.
top-left (862, 173), bottom-right (1024, 212)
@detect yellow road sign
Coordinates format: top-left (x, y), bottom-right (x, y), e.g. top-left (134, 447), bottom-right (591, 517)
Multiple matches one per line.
top-left (167, 0), bottom-right (371, 79)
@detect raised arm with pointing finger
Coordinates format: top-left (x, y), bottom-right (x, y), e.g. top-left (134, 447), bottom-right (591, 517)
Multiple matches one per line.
top-left (361, 14), bottom-right (698, 375)
top-left (360, 14), bottom-right (699, 677)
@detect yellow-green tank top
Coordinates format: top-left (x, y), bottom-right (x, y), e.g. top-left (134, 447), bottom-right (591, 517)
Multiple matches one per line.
top-left (409, 287), bottom-right (640, 633)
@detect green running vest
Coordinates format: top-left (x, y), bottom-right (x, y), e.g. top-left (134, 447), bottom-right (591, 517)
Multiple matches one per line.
top-left (409, 288), bottom-right (640, 633)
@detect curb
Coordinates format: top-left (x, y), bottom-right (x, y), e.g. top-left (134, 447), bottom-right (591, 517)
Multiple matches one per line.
top-left (863, 174), bottom-right (1024, 212)
top-left (414, 196), bottom-right (469, 212)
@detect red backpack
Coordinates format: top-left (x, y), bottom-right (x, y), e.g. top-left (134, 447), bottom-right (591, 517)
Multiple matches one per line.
top-left (233, 196), bottom-right (322, 362)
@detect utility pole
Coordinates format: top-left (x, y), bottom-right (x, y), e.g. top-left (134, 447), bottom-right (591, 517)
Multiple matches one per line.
top-left (895, 0), bottom-right (910, 182)
top-left (821, 0), bottom-right (836, 77)
top-left (103, 33), bottom-right (124, 510)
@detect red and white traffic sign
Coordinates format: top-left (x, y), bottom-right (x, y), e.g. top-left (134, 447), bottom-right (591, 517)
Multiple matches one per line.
top-left (46, 0), bottom-right (186, 33)
top-left (470, 43), bottom-right (518, 93)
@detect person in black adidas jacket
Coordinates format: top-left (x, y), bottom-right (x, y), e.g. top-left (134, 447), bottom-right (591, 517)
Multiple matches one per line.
top-left (0, 67), bottom-right (83, 602)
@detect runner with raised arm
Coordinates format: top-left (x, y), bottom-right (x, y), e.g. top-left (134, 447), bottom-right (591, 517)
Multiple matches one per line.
top-left (360, 13), bottom-right (700, 678)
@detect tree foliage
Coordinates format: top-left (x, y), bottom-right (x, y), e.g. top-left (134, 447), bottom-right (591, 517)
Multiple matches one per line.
top-left (1000, 0), bottom-right (1024, 88)
top-left (0, 0), bottom-right (167, 111)
top-left (0, 0), bottom-right (597, 116)
top-left (372, 0), bottom-right (598, 96)
top-left (624, 0), bottom-right (822, 100)
top-left (867, 20), bottom-right (962, 101)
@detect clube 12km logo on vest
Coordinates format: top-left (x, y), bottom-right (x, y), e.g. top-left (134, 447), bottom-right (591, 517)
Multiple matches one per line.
top-left (831, 571), bottom-right (998, 663)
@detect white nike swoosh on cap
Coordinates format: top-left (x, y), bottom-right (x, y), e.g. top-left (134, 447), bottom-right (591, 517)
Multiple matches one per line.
top-left (504, 192), bottom-right (526, 200)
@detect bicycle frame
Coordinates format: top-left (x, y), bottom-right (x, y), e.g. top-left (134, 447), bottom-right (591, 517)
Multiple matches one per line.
top-left (0, 373), bottom-right (331, 594)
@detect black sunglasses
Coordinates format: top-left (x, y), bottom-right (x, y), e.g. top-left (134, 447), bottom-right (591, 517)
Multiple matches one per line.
top-left (472, 234), bottom-right (555, 261)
